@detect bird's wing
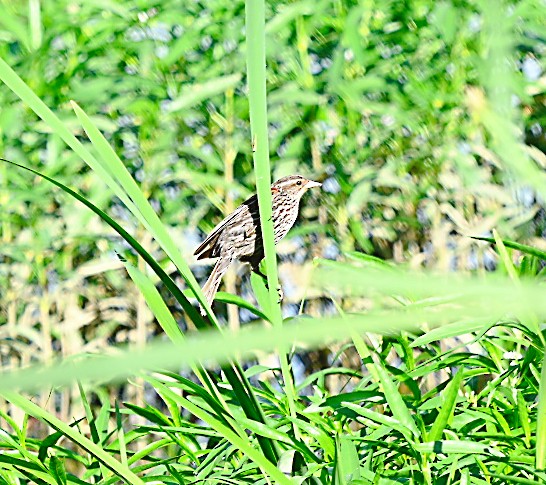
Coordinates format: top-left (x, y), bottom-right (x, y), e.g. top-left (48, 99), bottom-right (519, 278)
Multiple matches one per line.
top-left (194, 195), bottom-right (257, 259)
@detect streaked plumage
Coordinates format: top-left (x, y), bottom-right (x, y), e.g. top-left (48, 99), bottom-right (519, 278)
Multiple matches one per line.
top-left (195, 175), bottom-right (321, 313)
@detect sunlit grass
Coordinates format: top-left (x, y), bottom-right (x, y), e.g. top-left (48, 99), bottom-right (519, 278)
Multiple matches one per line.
top-left (0, 0), bottom-right (545, 483)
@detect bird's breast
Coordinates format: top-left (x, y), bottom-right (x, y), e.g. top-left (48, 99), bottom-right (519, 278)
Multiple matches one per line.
top-left (272, 196), bottom-right (299, 243)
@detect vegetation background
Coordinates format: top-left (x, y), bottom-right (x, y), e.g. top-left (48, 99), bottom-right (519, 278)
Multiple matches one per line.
top-left (0, 0), bottom-right (545, 483)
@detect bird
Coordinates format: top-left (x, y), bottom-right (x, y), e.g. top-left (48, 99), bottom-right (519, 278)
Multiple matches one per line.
top-left (194, 175), bottom-right (322, 314)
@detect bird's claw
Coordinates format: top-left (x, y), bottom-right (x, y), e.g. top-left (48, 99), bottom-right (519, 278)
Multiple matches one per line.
top-left (276, 285), bottom-right (284, 304)
top-left (265, 282), bottom-right (284, 303)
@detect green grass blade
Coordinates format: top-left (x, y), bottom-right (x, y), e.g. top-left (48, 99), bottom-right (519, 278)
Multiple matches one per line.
top-left (536, 350), bottom-right (546, 469)
top-left (471, 236), bottom-right (546, 261)
top-left (427, 368), bottom-right (464, 442)
top-left (485, 475), bottom-right (543, 485)
top-left (245, 0), bottom-right (281, 317)
top-left (315, 259), bottom-right (546, 308)
top-left (0, 307), bottom-right (467, 394)
top-left (342, 402), bottom-right (414, 438)
top-left (250, 271), bottom-right (273, 316)
top-left (1, 158), bottom-right (277, 465)
top-left (492, 229), bottom-right (519, 281)
top-left (77, 383), bottom-right (100, 445)
top-left (0, 299), bottom-right (543, 396)
top-left (1, 392), bottom-right (144, 485)
top-left (147, 378), bottom-right (292, 485)
top-left (167, 73), bottom-right (242, 112)
top-left (517, 389), bottom-right (532, 447)
top-left (0, 158), bottom-right (205, 328)
top-left (70, 101), bottom-right (213, 317)
top-left (124, 263), bottom-right (185, 345)
top-left (0, 57), bottom-right (141, 232)
top-left (411, 319), bottom-right (492, 347)
top-left (28, 0), bottom-right (43, 50)
top-left (245, 0), bottom-right (299, 442)
top-left (114, 400), bottom-right (128, 467)
top-left (371, 353), bottom-right (420, 439)
top-left (334, 435), bottom-right (361, 484)
top-left (215, 291), bottom-right (271, 322)
top-left (415, 440), bottom-right (500, 455)
top-left (77, 382), bottom-right (111, 481)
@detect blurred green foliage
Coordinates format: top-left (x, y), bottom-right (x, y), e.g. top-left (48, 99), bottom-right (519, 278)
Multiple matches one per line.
top-left (0, 0), bottom-right (544, 374)
top-left (1, 1), bottom-right (546, 483)
top-left (1, 0), bottom-right (544, 269)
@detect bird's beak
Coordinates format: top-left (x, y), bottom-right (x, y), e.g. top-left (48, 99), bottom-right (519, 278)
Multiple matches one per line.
top-left (305, 180), bottom-right (322, 189)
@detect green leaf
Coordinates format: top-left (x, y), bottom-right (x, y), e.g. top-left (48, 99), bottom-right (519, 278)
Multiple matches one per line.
top-left (492, 229), bottom-right (519, 281)
top-left (520, 254), bottom-right (539, 277)
top-left (167, 74), bottom-right (242, 112)
top-left (49, 455), bottom-right (66, 485)
top-left (250, 270), bottom-right (272, 317)
top-left (486, 474), bottom-right (544, 485)
top-left (215, 291), bottom-right (271, 322)
top-left (471, 236), bottom-right (546, 261)
top-left (344, 252), bottom-right (399, 272)
top-left (411, 319), bottom-right (492, 347)
top-left (2, 393), bottom-right (144, 485)
top-left (123, 402), bottom-right (172, 427)
top-left (37, 430), bottom-right (65, 464)
top-left (341, 402), bottom-right (413, 438)
top-left (371, 353), bottom-right (420, 439)
top-left (415, 440), bottom-right (502, 455)
top-left (536, 351), bottom-right (546, 469)
top-left (334, 435), bottom-right (361, 484)
top-left (125, 263), bottom-right (185, 345)
top-left (70, 101), bottom-right (212, 317)
top-left (77, 383), bottom-right (100, 445)
top-left (516, 389), bottom-right (532, 447)
top-left (427, 368), bottom-right (464, 441)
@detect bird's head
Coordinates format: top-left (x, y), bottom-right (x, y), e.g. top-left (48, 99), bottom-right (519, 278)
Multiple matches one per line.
top-left (272, 175), bottom-right (322, 198)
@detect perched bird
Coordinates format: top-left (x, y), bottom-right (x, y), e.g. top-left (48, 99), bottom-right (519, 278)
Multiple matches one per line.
top-left (194, 175), bottom-right (322, 314)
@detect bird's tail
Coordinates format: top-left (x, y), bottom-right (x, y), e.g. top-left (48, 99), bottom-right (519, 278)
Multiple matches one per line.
top-left (200, 256), bottom-right (231, 316)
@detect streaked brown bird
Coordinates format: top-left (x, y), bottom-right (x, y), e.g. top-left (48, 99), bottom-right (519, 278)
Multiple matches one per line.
top-left (194, 175), bottom-right (322, 314)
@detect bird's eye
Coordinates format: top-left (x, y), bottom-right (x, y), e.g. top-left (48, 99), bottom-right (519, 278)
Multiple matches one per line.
top-left (296, 180), bottom-right (302, 186)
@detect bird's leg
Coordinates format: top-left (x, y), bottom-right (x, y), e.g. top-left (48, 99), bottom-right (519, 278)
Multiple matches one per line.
top-left (251, 265), bottom-right (268, 281)
top-left (251, 264), bottom-right (284, 303)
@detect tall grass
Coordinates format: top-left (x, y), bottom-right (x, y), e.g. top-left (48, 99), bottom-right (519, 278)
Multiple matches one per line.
top-left (245, 0), bottom-right (299, 439)
top-left (0, 0), bottom-right (545, 483)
